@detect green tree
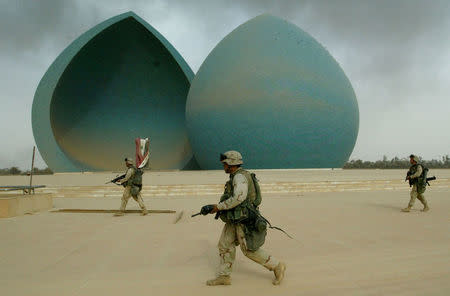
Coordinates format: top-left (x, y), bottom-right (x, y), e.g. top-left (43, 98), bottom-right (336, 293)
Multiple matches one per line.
top-left (8, 167), bottom-right (22, 175)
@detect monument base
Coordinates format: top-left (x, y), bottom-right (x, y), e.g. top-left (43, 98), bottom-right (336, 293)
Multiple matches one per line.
top-left (0, 194), bottom-right (53, 218)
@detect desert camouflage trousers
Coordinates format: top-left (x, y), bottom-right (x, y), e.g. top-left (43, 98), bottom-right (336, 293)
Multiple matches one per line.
top-left (119, 186), bottom-right (147, 212)
top-left (408, 184), bottom-right (428, 208)
top-left (217, 223), bottom-right (279, 276)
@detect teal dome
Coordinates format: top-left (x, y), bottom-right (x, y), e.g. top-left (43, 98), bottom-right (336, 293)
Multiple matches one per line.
top-left (186, 15), bottom-right (359, 169)
top-left (32, 12), bottom-right (196, 171)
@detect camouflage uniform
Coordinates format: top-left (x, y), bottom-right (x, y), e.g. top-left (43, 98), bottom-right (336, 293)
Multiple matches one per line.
top-left (216, 171), bottom-right (280, 277)
top-left (402, 155), bottom-right (429, 212)
top-left (207, 151), bottom-right (285, 286)
top-left (115, 159), bottom-right (147, 216)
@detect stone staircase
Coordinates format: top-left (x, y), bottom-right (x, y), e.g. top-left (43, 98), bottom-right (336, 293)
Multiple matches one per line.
top-left (38, 179), bottom-right (450, 198)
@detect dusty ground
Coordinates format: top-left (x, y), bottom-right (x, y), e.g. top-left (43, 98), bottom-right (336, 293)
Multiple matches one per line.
top-left (1, 169), bottom-right (449, 295)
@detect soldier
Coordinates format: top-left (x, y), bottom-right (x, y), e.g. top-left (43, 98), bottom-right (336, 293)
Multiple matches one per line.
top-left (114, 158), bottom-right (148, 216)
top-left (402, 154), bottom-right (430, 212)
top-left (204, 150), bottom-right (286, 286)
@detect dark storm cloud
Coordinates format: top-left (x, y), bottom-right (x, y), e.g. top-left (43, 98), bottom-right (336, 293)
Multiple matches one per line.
top-left (0, 0), bottom-right (81, 53)
top-left (0, 0), bottom-right (179, 58)
top-left (2, 0), bottom-right (447, 73)
top-left (291, 1), bottom-right (450, 93)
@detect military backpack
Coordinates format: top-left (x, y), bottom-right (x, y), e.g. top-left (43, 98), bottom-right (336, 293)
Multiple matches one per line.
top-left (129, 167), bottom-right (143, 197)
top-left (408, 163), bottom-right (428, 194)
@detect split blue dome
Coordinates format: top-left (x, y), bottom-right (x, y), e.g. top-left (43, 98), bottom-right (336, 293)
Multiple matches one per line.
top-left (32, 12), bottom-right (359, 171)
top-left (32, 12), bottom-right (196, 171)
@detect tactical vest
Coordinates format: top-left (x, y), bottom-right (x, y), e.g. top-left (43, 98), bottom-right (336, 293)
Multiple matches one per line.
top-left (128, 166), bottom-right (143, 197)
top-left (218, 168), bottom-right (268, 251)
top-left (408, 163), bottom-right (427, 193)
top-left (218, 168), bottom-right (257, 223)
top-left (130, 166), bottom-right (143, 185)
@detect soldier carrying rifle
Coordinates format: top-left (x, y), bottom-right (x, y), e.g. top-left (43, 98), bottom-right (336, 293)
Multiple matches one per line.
top-left (402, 154), bottom-right (431, 212)
top-left (194, 151), bottom-right (286, 286)
top-left (112, 158), bottom-right (148, 216)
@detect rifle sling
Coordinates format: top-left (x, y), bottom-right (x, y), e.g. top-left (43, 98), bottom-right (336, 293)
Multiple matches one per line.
top-left (248, 207), bottom-right (293, 239)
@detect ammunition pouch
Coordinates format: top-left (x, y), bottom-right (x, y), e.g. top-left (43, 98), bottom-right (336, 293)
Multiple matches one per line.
top-left (417, 167), bottom-right (428, 194)
top-left (130, 184), bottom-right (142, 197)
top-left (217, 170), bottom-right (268, 250)
top-left (416, 184), bottom-right (426, 194)
top-left (409, 164), bottom-right (428, 194)
top-left (219, 205), bottom-right (249, 223)
top-left (242, 208), bottom-right (267, 251)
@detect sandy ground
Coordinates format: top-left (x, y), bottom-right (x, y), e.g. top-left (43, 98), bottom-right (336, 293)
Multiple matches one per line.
top-left (1, 169), bottom-right (449, 295)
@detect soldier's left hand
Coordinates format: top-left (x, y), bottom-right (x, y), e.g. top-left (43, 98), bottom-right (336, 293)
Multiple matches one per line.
top-left (210, 204), bottom-right (219, 213)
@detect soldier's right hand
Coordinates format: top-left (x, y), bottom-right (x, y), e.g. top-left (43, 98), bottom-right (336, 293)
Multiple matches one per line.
top-left (200, 204), bottom-right (216, 215)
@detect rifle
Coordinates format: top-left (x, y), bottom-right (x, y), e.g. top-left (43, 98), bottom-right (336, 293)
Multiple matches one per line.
top-left (425, 176), bottom-right (436, 186)
top-left (405, 173), bottom-right (436, 187)
top-left (191, 204), bottom-right (293, 239)
top-left (106, 174), bottom-right (126, 185)
top-left (191, 204), bottom-right (216, 217)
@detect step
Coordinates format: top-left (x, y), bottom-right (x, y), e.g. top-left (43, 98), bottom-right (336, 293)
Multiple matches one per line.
top-left (30, 179), bottom-right (449, 198)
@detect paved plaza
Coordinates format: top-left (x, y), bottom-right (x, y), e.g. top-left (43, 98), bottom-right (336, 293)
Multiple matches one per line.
top-left (1, 169), bottom-right (449, 295)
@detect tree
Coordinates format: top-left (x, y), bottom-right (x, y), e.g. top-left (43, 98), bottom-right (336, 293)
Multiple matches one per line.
top-left (8, 167), bottom-right (22, 175)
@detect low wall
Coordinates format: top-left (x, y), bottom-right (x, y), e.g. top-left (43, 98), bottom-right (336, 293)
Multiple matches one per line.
top-left (0, 194), bottom-right (53, 218)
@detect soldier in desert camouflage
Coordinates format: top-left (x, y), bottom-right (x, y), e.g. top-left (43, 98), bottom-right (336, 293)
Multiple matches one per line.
top-left (402, 154), bottom-right (430, 212)
top-left (204, 151), bottom-right (286, 286)
top-left (114, 158), bottom-right (148, 216)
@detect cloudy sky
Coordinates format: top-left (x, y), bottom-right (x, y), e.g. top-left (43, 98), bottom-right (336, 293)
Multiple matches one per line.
top-left (0, 0), bottom-right (449, 169)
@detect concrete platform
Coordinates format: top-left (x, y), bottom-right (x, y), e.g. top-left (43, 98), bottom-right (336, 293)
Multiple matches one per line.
top-left (0, 169), bottom-right (449, 295)
top-left (0, 194), bottom-right (52, 218)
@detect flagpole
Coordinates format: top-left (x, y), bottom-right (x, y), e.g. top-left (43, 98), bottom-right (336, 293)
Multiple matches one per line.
top-left (29, 146), bottom-right (36, 194)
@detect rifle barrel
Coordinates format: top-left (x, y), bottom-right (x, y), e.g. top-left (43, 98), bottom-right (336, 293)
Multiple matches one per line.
top-left (191, 212), bottom-right (202, 217)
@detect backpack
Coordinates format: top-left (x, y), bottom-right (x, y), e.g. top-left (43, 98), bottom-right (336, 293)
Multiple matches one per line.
top-left (251, 173), bottom-right (262, 207)
top-left (133, 168), bottom-right (143, 185)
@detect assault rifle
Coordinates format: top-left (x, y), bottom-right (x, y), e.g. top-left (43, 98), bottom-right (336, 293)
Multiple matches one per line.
top-left (405, 172), bottom-right (436, 187)
top-left (191, 204), bottom-right (293, 239)
top-left (106, 174), bottom-right (126, 186)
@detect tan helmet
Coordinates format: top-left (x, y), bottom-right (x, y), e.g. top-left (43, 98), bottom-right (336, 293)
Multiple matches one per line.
top-left (409, 154), bottom-right (419, 163)
top-left (220, 151), bottom-right (243, 166)
top-left (125, 157), bottom-right (134, 164)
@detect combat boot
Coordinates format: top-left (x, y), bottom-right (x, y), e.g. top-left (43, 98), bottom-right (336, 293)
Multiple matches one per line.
top-left (141, 209), bottom-right (148, 216)
top-left (206, 275), bottom-right (231, 286)
top-left (421, 206), bottom-right (429, 212)
top-left (272, 262), bottom-right (286, 285)
top-left (401, 206), bottom-right (411, 212)
top-left (113, 211), bottom-right (124, 216)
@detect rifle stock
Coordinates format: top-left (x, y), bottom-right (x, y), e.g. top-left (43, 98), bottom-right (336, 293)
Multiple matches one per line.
top-left (426, 176), bottom-right (436, 186)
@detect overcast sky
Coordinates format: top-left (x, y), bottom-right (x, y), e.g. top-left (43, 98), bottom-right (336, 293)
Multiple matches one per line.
top-left (1, 0), bottom-right (449, 169)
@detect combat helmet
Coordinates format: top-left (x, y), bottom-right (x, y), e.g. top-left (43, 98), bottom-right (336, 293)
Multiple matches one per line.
top-left (409, 154), bottom-right (420, 163)
top-left (220, 151), bottom-right (243, 166)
